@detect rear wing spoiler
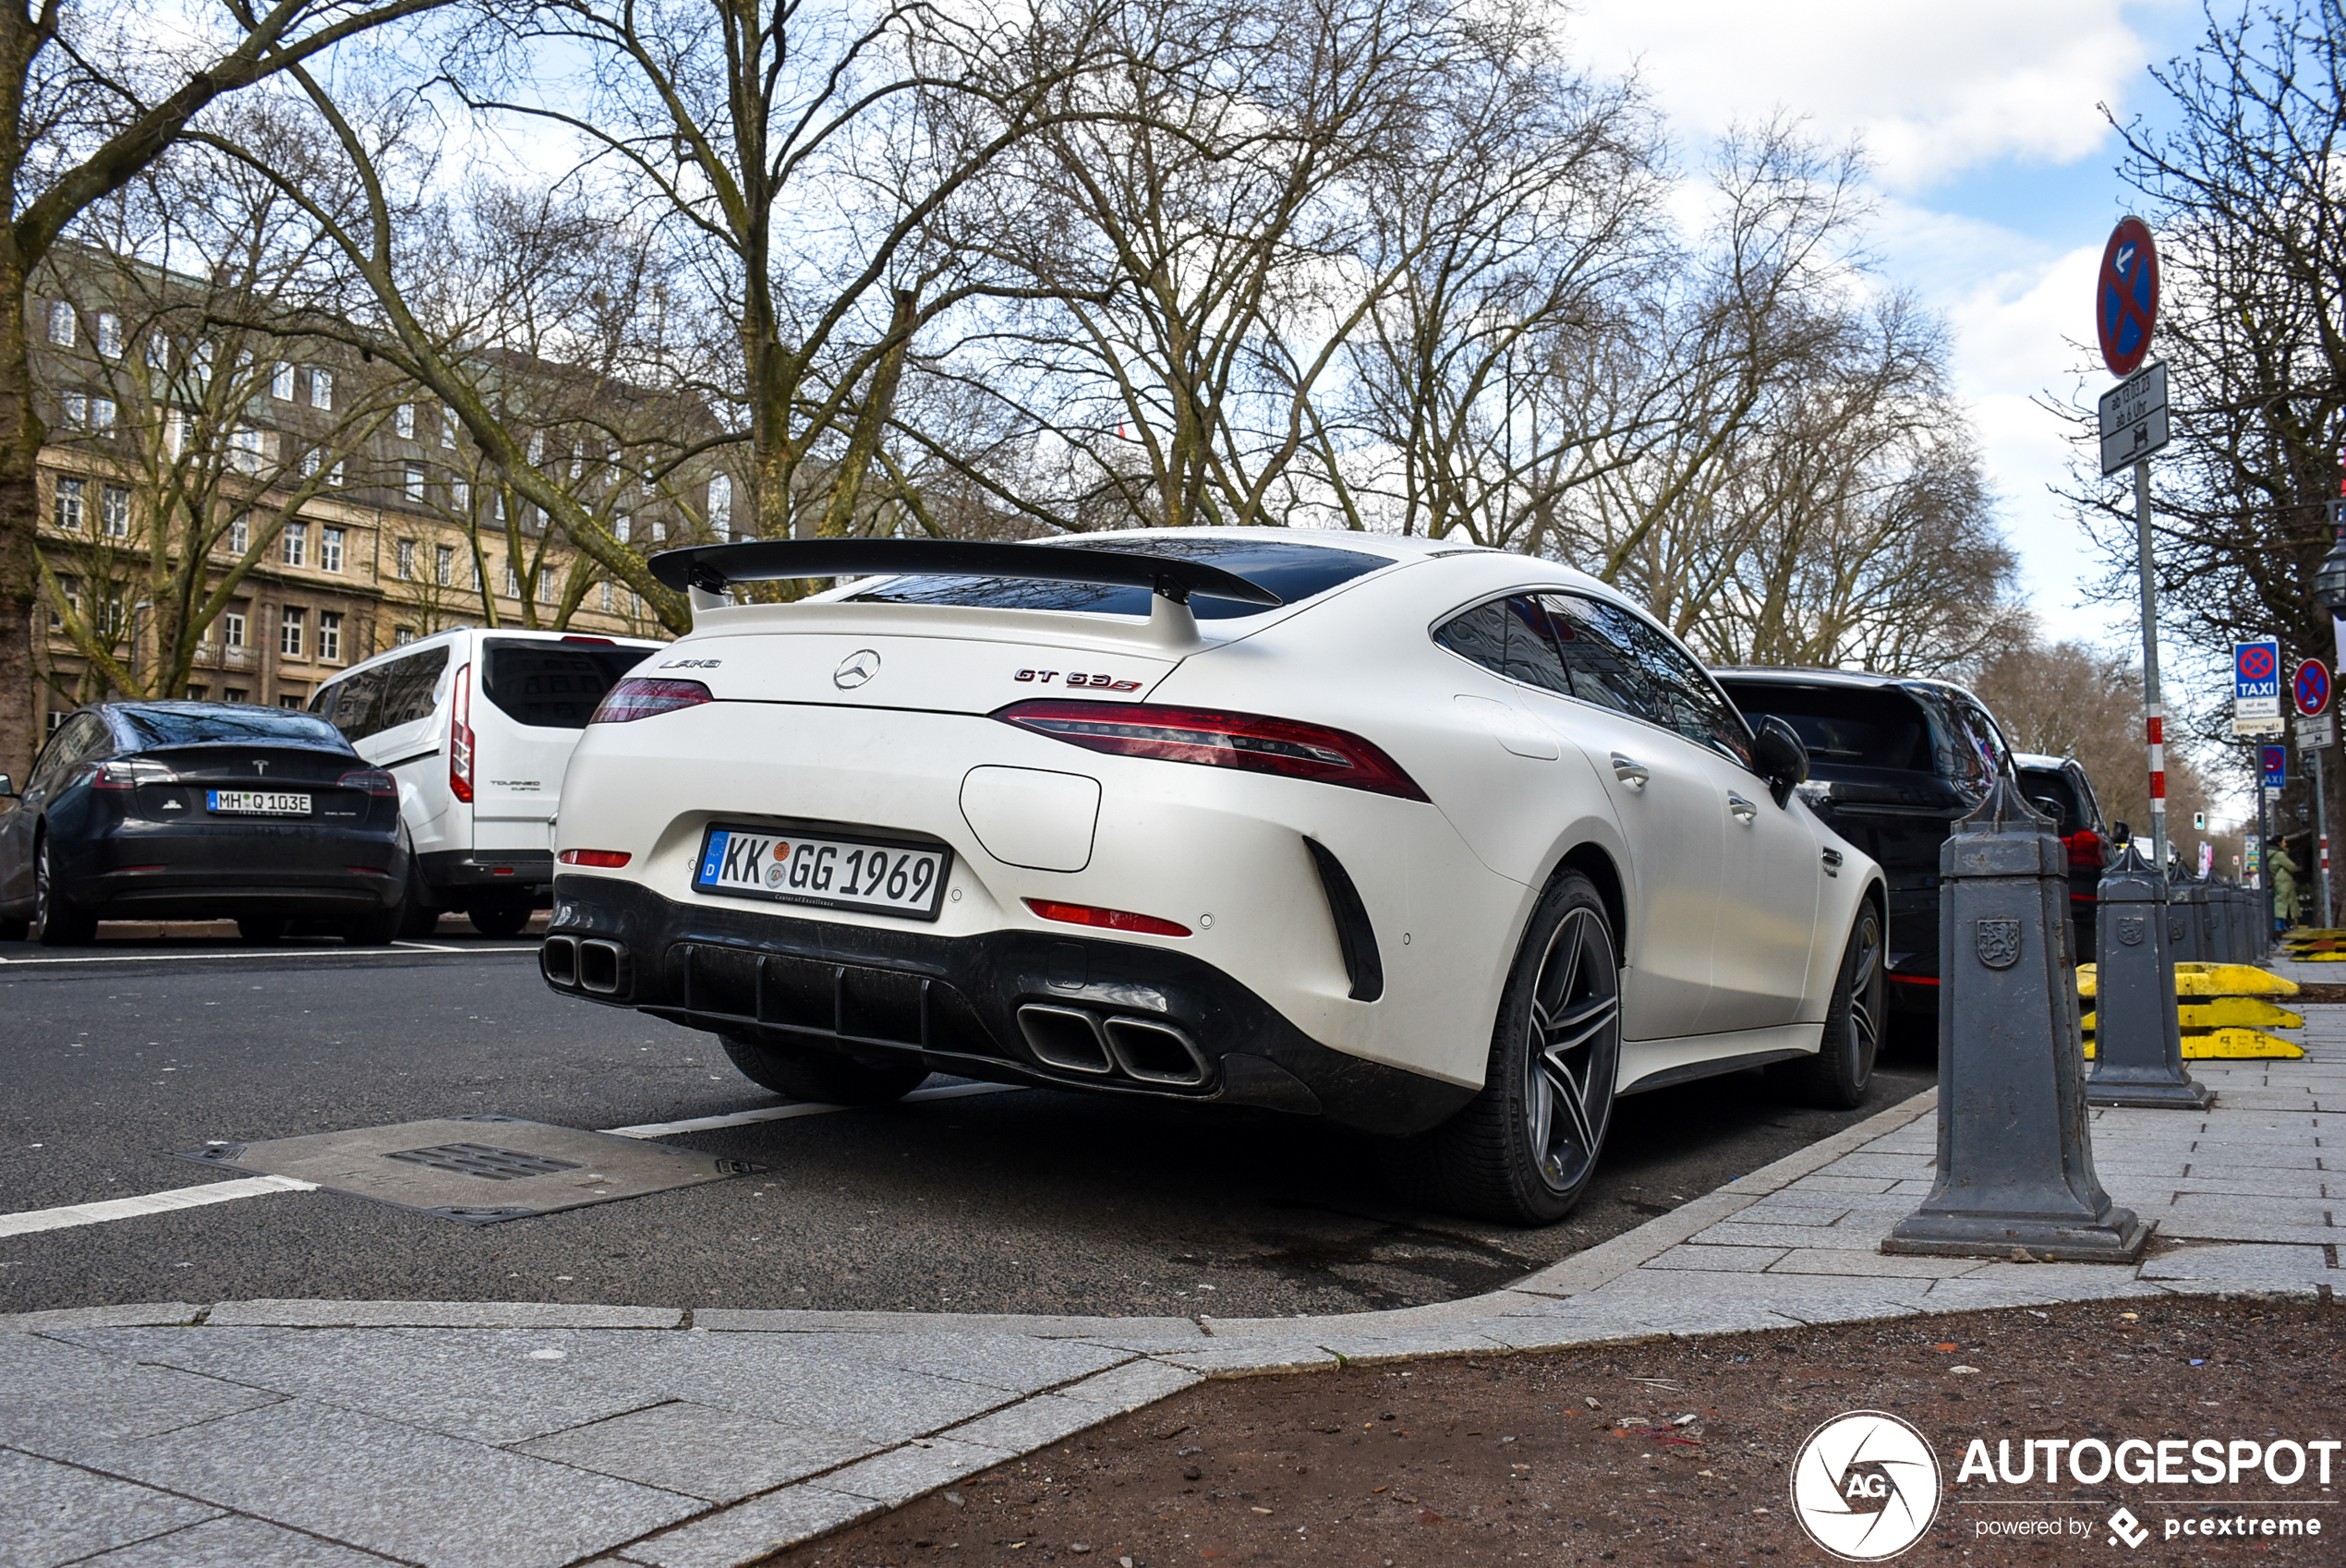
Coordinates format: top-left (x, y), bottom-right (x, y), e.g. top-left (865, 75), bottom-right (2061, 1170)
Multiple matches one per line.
top-left (647, 538), bottom-right (1283, 647)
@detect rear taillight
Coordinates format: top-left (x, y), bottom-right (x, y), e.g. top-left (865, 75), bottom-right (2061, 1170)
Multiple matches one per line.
top-left (93, 758), bottom-right (177, 790)
top-left (558, 849), bottom-right (633, 868)
top-left (994, 700), bottom-right (1428, 801)
top-left (1024, 899), bottom-right (1191, 937)
top-left (449, 662), bottom-right (475, 803)
top-left (338, 769), bottom-right (397, 796)
top-left (590, 678), bottom-right (714, 724)
top-left (2063, 829), bottom-right (2104, 869)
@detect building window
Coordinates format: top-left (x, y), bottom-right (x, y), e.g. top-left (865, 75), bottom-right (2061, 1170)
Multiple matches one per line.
top-left (528, 429), bottom-right (546, 464)
top-left (281, 607), bottom-right (306, 658)
top-left (301, 447), bottom-right (320, 477)
top-left (328, 460), bottom-right (344, 486)
top-left (396, 403), bottom-right (416, 439)
top-left (224, 687), bottom-right (248, 704)
top-left (49, 575), bottom-right (78, 630)
top-left (227, 515), bottom-right (250, 555)
top-left (192, 339), bottom-right (213, 380)
top-left (96, 312), bottom-right (122, 357)
top-left (708, 474), bottom-right (732, 538)
top-left (223, 609), bottom-right (246, 649)
top-left (53, 478), bottom-right (83, 531)
top-left (320, 526), bottom-right (345, 573)
top-left (185, 685), bottom-right (207, 701)
top-left (61, 393), bottom-right (86, 427)
top-left (271, 361), bottom-right (295, 399)
top-left (538, 569), bottom-right (554, 605)
top-left (453, 478), bottom-right (470, 513)
top-left (278, 694), bottom-right (306, 709)
top-left (91, 398), bottom-right (115, 432)
top-left (503, 557), bottom-right (520, 597)
top-left (101, 486), bottom-right (129, 537)
top-left (490, 489), bottom-right (504, 522)
top-left (228, 427), bottom-right (268, 474)
top-left (435, 543), bottom-right (454, 585)
top-left (440, 409), bottom-right (455, 447)
top-left (393, 624), bottom-right (417, 645)
top-left (651, 518), bottom-right (667, 542)
top-left (614, 514), bottom-right (630, 543)
top-left (46, 301), bottom-right (74, 346)
top-left (404, 466), bottom-right (424, 503)
top-left (319, 610), bottom-right (343, 662)
top-left (395, 538), bottom-right (416, 579)
top-left (147, 332), bottom-right (171, 369)
top-left (600, 582), bottom-right (614, 612)
top-left (309, 368), bottom-right (333, 410)
top-left (283, 522), bottom-right (308, 567)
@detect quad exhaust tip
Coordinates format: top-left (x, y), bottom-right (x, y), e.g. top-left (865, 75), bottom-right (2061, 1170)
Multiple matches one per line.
top-left (1015, 1003), bottom-right (1209, 1087)
top-left (542, 934), bottom-right (629, 996)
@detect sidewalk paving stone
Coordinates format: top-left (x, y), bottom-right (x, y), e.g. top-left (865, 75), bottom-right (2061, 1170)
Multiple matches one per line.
top-left (1687, 1222), bottom-right (1873, 1250)
top-left (2137, 1242), bottom-right (2338, 1285)
top-left (768, 1331), bottom-right (1131, 1393)
top-left (817, 1438), bottom-right (1012, 1504)
top-left (571, 1341), bottom-right (1018, 1443)
top-left (0, 1329), bottom-right (283, 1453)
top-left (1764, 1249), bottom-right (1988, 1279)
top-left (693, 1309), bottom-right (1203, 1340)
top-left (0, 1448), bottom-right (224, 1568)
top-left (47, 1398), bottom-right (701, 1568)
top-left (623, 1485), bottom-right (878, 1568)
top-left (940, 1393), bottom-right (1121, 1453)
top-left (0, 1303), bottom-right (204, 1335)
top-left (202, 1300), bottom-right (685, 1330)
top-left (1640, 1244), bottom-right (1785, 1272)
top-left (73, 1515), bottom-right (405, 1567)
top-left (514, 1400), bottom-right (873, 1502)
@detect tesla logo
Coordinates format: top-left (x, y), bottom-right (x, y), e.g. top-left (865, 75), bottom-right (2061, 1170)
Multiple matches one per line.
top-left (833, 649), bottom-right (881, 689)
top-left (253, 760), bottom-right (269, 775)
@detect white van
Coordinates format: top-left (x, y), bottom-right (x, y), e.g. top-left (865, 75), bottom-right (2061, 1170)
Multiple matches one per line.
top-left (309, 628), bottom-right (664, 935)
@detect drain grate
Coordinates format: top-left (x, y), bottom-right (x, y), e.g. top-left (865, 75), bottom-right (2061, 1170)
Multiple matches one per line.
top-left (382, 1143), bottom-right (586, 1181)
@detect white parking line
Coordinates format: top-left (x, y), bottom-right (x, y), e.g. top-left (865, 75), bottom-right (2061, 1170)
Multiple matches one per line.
top-left (0, 1084), bottom-right (1024, 1239)
top-left (0, 946), bottom-right (537, 966)
top-left (599, 1081), bottom-right (1024, 1139)
top-left (0, 1176), bottom-right (318, 1238)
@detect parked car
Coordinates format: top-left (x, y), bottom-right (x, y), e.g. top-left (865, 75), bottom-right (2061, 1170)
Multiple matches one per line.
top-left (1711, 669), bottom-right (2021, 1021)
top-left (2013, 751), bottom-right (2110, 958)
top-left (541, 530), bottom-right (1886, 1225)
top-left (309, 628), bottom-right (662, 937)
top-left (0, 702), bottom-right (408, 946)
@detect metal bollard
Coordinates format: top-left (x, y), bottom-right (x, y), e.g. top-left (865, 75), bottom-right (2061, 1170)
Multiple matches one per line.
top-left (2086, 841), bottom-right (2214, 1109)
top-left (2168, 878), bottom-right (2204, 963)
top-left (2229, 883), bottom-right (2255, 961)
top-left (1884, 779), bottom-right (2149, 1263)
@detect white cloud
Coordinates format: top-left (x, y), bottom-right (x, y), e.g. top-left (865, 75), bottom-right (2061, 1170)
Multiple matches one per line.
top-left (1566, 0), bottom-right (2160, 191)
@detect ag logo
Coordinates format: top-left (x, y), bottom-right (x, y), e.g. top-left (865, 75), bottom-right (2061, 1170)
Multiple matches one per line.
top-left (833, 648), bottom-right (881, 689)
top-left (1790, 1410), bottom-right (1941, 1561)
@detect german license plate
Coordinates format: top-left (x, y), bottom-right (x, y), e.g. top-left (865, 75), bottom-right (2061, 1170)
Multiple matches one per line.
top-left (693, 826), bottom-right (949, 920)
top-left (207, 790), bottom-right (311, 815)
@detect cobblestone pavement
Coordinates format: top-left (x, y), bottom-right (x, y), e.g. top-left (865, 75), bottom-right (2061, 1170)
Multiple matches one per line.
top-left (5, 994), bottom-right (2335, 1567)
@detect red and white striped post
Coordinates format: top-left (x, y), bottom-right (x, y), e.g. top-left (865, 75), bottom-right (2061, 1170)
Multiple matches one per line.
top-left (2136, 461), bottom-right (2167, 868)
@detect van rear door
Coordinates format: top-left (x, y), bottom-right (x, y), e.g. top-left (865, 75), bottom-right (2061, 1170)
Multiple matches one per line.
top-left (472, 638), bottom-right (657, 851)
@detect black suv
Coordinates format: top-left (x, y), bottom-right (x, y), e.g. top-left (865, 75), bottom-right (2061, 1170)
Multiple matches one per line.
top-left (1711, 669), bottom-right (2022, 1023)
top-left (2012, 752), bottom-right (2110, 958)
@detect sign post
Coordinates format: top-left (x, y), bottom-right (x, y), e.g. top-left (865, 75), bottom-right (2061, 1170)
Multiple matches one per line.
top-left (2098, 216), bottom-right (2167, 866)
top-left (2296, 657), bottom-right (2334, 927)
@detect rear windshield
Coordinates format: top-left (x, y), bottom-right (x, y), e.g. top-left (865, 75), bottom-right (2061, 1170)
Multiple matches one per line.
top-left (1716, 681), bottom-right (1932, 772)
top-left (844, 536), bottom-right (1391, 621)
top-left (112, 705), bottom-right (352, 752)
top-left (2017, 766), bottom-right (2087, 831)
top-left (480, 640), bottom-right (653, 729)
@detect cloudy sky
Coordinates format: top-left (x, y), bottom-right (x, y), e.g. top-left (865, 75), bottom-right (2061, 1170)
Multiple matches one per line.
top-left (1566, 0), bottom-right (2207, 653)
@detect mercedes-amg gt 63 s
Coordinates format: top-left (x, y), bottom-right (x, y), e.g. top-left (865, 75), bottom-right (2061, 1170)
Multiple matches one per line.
top-left (541, 530), bottom-right (1885, 1223)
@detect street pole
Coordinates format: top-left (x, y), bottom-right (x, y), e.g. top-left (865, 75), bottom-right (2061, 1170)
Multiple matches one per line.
top-left (2317, 747), bottom-right (2334, 928)
top-left (2136, 457), bottom-right (2168, 869)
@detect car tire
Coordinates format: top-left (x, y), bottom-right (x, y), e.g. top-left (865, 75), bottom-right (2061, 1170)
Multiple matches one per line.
top-left (467, 896), bottom-right (534, 940)
top-left (1770, 899), bottom-right (1884, 1110)
top-left (31, 837), bottom-right (97, 947)
top-left (344, 905), bottom-right (404, 946)
top-left (1385, 871), bottom-right (1622, 1226)
top-left (718, 1034), bottom-right (930, 1105)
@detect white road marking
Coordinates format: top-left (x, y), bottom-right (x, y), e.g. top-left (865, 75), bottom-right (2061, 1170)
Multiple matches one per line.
top-left (0, 1176), bottom-right (317, 1238)
top-left (600, 1080), bottom-right (1024, 1139)
top-left (0, 946), bottom-right (536, 966)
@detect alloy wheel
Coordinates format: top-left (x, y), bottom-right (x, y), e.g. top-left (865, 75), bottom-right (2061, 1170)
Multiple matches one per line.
top-left (1520, 905), bottom-right (1621, 1193)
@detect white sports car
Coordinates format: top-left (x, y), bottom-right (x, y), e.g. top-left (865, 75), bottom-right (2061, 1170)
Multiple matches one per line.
top-left (542, 529), bottom-right (1885, 1224)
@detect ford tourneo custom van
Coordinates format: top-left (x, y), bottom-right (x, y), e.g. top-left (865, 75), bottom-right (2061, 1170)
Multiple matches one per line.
top-left (310, 629), bottom-right (662, 935)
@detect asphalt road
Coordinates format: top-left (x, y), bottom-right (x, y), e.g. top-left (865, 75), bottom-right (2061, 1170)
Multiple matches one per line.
top-left (0, 927), bottom-right (1933, 1320)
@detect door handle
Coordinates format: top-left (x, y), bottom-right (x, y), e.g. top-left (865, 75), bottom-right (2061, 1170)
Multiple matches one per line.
top-left (1610, 754), bottom-right (1649, 790)
top-left (1821, 847), bottom-right (1844, 876)
top-left (1727, 792), bottom-right (1759, 824)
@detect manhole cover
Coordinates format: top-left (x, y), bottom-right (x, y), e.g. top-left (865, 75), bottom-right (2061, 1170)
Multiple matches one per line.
top-left (178, 1116), bottom-right (763, 1224)
top-left (384, 1144), bottom-right (585, 1181)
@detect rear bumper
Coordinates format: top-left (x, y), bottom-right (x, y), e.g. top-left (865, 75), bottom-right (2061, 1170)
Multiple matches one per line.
top-left (54, 828), bottom-right (406, 919)
top-left (544, 873), bottom-right (1475, 1138)
top-left (418, 850), bottom-right (555, 898)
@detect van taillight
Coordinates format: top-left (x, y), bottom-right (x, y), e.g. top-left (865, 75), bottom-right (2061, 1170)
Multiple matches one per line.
top-left (449, 663), bottom-right (475, 803)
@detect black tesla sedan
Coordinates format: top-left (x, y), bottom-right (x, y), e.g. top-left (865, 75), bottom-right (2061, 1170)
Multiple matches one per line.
top-left (0, 703), bottom-right (409, 946)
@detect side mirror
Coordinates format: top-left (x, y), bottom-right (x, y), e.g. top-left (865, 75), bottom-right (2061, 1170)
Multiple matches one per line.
top-left (2029, 795), bottom-right (2069, 829)
top-left (0, 773), bottom-right (14, 798)
top-left (2110, 820), bottom-right (2132, 848)
top-left (1751, 716), bottom-right (1808, 806)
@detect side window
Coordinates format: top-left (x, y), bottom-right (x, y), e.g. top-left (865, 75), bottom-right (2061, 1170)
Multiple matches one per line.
top-left (1538, 594), bottom-right (1755, 767)
top-left (378, 645), bottom-right (452, 730)
top-left (1958, 698), bottom-right (2013, 779)
top-left (1431, 597), bottom-right (1577, 696)
top-left (30, 713), bottom-right (106, 790)
top-left (318, 667), bottom-right (387, 742)
top-left (1912, 688), bottom-right (1992, 792)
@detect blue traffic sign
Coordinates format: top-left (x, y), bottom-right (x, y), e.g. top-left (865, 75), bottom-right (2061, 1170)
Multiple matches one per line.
top-left (2237, 638), bottom-right (2280, 701)
top-left (2294, 657), bottom-right (2330, 717)
top-left (2098, 216), bottom-right (2159, 378)
top-left (2262, 745), bottom-right (2288, 790)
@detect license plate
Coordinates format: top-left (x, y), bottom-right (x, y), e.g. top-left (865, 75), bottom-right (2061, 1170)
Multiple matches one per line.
top-left (693, 826), bottom-right (949, 920)
top-left (207, 790), bottom-right (311, 816)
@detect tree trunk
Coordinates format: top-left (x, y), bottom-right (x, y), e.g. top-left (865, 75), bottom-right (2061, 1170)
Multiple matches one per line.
top-left (0, 245), bottom-right (43, 781)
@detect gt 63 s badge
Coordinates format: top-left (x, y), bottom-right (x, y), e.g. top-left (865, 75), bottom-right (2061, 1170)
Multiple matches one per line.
top-left (1792, 1410), bottom-right (1942, 1561)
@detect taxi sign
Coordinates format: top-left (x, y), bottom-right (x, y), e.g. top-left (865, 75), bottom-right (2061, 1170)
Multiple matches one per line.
top-left (2262, 745), bottom-right (2288, 790)
top-left (2234, 637), bottom-right (2284, 736)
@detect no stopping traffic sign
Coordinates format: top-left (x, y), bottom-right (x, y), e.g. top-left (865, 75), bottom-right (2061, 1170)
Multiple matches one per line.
top-left (2294, 657), bottom-right (2330, 718)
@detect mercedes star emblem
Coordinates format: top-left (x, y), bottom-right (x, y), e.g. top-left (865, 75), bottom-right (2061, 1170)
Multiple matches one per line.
top-left (833, 649), bottom-right (882, 689)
